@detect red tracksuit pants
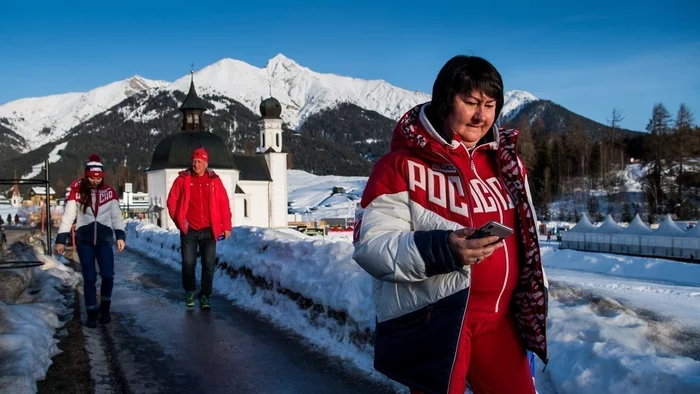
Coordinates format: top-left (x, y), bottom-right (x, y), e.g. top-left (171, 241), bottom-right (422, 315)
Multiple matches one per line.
top-left (410, 311), bottom-right (535, 394)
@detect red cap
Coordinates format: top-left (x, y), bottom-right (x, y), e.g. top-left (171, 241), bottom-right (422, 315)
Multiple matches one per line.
top-left (85, 153), bottom-right (104, 178)
top-left (192, 147), bottom-right (209, 164)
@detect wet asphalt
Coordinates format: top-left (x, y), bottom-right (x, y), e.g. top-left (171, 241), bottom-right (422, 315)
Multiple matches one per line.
top-left (97, 249), bottom-right (397, 394)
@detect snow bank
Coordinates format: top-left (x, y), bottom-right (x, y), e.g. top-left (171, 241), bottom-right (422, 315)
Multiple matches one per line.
top-left (0, 244), bottom-right (81, 393)
top-left (541, 246), bottom-right (700, 287)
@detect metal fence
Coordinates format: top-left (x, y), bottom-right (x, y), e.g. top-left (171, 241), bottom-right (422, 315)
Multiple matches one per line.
top-left (0, 160), bottom-right (51, 269)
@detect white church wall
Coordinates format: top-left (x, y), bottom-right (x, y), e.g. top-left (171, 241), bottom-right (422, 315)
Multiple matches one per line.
top-left (237, 181), bottom-right (269, 228)
top-left (147, 170), bottom-right (167, 227)
top-left (212, 168), bottom-right (239, 229)
top-left (264, 152), bottom-right (288, 228)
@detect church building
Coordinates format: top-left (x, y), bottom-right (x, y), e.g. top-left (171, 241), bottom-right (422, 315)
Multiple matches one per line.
top-left (146, 72), bottom-right (288, 230)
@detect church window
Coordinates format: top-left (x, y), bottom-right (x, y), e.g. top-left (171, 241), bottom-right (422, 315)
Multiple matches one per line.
top-left (244, 199), bottom-right (249, 217)
top-left (262, 133), bottom-right (265, 147)
top-left (194, 113), bottom-right (199, 124)
top-left (276, 133), bottom-right (280, 147)
top-left (187, 114), bottom-right (193, 124)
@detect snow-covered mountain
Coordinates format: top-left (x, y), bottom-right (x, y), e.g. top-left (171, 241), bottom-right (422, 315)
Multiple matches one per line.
top-left (0, 75), bottom-right (167, 151)
top-left (0, 54), bottom-right (539, 153)
top-left (501, 90), bottom-right (539, 123)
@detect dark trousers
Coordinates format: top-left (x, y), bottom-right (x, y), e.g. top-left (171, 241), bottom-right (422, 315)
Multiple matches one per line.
top-left (180, 227), bottom-right (216, 297)
top-left (76, 243), bottom-right (115, 309)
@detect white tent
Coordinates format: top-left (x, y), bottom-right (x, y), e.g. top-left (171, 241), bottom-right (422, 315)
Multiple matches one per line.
top-left (622, 214), bottom-right (653, 235)
top-left (592, 214), bottom-right (621, 252)
top-left (677, 223), bottom-right (700, 260)
top-left (613, 214), bottom-right (653, 255)
top-left (598, 214), bottom-right (623, 233)
top-left (562, 214), bottom-right (597, 249)
top-left (647, 215), bottom-right (686, 258)
top-left (568, 214), bottom-right (597, 233)
top-left (654, 214), bottom-right (686, 236)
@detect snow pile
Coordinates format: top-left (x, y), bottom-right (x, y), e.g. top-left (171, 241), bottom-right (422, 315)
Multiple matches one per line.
top-left (0, 243), bottom-right (81, 393)
top-left (543, 286), bottom-right (700, 394)
top-left (541, 246), bottom-right (700, 287)
top-left (125, 221), bottom-right (374, 329)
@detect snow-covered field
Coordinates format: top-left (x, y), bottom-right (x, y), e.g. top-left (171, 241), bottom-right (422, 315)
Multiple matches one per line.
top-left (0, 242), bottom-right (81, 393)
top-left (287, 170), bottom-right (367, 222)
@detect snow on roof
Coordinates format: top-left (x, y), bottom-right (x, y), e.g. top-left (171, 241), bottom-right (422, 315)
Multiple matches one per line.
top-left (654, 214), bottom-right (686, 236)
top-left (30, 187), bottom-right (56, 195)
top-left (568, 213), bottom-right (597, 233)
top-left (622, 214), bottom-right (653, 235)
top-left (597, 214), bottom-right (623, 233)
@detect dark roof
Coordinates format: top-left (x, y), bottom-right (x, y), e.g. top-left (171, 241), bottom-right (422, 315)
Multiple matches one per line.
top-left (179, 75), bottom-right (209, 112)
top-left (259, 97), bottom-right (282, 119)
top-left (232, 154), bottom-right (272, 181)
top-left (147, 131), bottom-right (236, 171)
top-left (235, 185), bottom-right (245, 194)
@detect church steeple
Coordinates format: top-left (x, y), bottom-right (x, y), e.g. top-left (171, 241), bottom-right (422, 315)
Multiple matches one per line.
top-left (259, 96), bottom-right (283, 152)
top-left (178, 70), bottom-right (209, 131)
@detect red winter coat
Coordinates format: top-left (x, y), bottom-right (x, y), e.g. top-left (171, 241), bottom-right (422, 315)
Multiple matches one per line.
top-left (167, 169), bottom-right (232, 238)
top-left (352, 103), bottom-right (548, 394)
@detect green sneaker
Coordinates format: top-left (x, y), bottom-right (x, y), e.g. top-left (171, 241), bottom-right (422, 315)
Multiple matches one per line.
top-left (185, 292), bottom-right (195, 307)
top-left (199, 295), bottom-right (211, 310)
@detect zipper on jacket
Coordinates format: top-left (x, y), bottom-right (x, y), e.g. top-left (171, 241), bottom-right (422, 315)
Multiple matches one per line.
top-left (470, 155), bottom-right (509, 314)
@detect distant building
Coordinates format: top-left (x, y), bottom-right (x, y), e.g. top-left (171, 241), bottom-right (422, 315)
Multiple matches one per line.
top-left (146, 72), bottom-right (288, 230)
top-left (26, 186), bottom-right (56, 206)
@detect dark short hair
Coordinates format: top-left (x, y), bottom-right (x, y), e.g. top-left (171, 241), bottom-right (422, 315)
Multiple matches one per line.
top-left (431, 55), bottom-right (504, 122)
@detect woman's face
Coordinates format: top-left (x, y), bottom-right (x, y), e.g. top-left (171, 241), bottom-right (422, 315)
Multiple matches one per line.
top-left (88, 177), bottom-right (102, 188)
top-left (443, 90), bottom-right (497, 148)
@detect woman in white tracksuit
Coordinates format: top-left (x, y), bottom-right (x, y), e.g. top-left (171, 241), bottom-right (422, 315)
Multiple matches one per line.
top-left (55, 154), bottom-right (126, 328)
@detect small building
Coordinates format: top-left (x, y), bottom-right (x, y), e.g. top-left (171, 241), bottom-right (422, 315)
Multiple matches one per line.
top-left (26, 186), bottom-right (56, 206)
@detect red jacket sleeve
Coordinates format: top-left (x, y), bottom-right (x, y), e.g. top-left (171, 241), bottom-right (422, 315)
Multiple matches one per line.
top-left (216, 178), bottom-right (232, 231)
top-left (167, 176), bottom-right (182, 229)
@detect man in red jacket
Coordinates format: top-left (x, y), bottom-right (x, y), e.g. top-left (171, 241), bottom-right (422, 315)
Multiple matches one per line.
top-left (167, 147), bottom-right (232, 309)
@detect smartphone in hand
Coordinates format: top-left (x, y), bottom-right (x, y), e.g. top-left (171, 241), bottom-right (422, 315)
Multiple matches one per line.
top-left (469, 221), bottom-right (513, 241)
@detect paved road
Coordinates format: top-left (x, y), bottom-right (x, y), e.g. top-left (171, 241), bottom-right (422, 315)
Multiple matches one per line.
top-left (92, 248), bottom-right (396, 394)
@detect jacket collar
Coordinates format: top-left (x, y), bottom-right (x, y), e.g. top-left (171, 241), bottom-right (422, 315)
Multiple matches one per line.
top-left (178, 168), bottom-right (219, 178)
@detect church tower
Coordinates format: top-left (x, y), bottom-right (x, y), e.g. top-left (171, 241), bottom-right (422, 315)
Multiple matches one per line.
top-left (10, 171), bottom-right (22, 208)
top-left (259, 97), bottom-right (288, 228)
top-left (179, 70), bottom-right (208, 131)
top-left (146, 71), bottom-right (238, 231)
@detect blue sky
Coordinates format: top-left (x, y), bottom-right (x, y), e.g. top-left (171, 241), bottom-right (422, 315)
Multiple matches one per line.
top-left (1, 0), bottom-right (698, 131)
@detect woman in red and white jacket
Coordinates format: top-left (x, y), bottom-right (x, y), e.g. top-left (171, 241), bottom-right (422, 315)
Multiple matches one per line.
top-left (55, 154), bottom-right (125, 328)
top-left (353, 56), bottom-right (548, 394)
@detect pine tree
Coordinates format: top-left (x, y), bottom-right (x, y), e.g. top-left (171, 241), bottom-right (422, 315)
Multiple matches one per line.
top-left (621, 202), bottom-right (633, 223)
top-left (515, 116), bottom-right (537, 172)
top-left (645, 103), bottom-right (672, 214)
top-left (674, 104), bottom-right (694, 200)
top-left (587, 194), bottom-right (602, 222)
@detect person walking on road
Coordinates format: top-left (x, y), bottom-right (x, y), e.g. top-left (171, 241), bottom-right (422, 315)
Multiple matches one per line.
top-left (55, 154), bottom-right (126, 328)
top-left (167, 147), bottom-right (232, 310)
